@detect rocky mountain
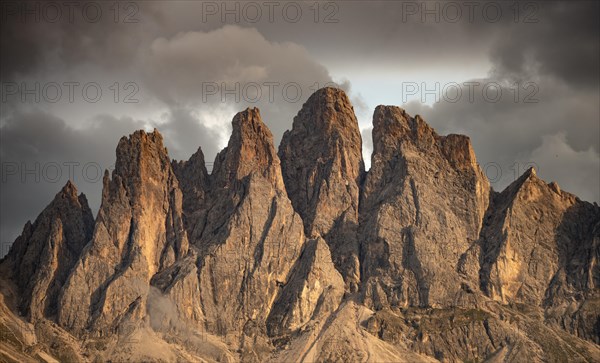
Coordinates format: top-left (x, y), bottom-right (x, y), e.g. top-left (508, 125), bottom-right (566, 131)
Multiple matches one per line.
top-left (0, 181), bottom-right (94, 322)
top-left (279, 87), bottom-right (364, 293)
top-left (360, 105), bottom-right (491, 310)
top-left (57, 129), bottom-right (190, 339)
top-left (0, 88), bottom-right (598, 362)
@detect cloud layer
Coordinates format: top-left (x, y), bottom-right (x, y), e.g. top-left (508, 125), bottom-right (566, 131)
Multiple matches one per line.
top-left (1, 1), bottom-right (598, 249)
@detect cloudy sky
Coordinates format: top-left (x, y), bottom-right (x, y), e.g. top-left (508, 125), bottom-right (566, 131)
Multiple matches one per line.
top-left (1, 1), bottom-right (599, 251)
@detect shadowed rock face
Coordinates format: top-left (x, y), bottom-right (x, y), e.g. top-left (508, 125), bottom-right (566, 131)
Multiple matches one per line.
top-left (172, 108), bottom-right (313, 359)
top-left (360, 105), bottom-right (491, 309)
top-left (1, 89), bottom-right (599, 362)
top-left (172, 146), bottom-right (209, 222)
top-left (0, 181), bottom-right (94, 321)
top-left (479, 167), bottom-right (600, 342)
top-left (279, 87), bottom-right (364, 292)
top-left (266, 236), bottom-right (344, 337)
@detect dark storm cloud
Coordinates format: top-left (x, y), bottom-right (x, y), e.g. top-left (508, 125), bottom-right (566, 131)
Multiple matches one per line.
top-left (0, 0), bottom-right (598, 249)
top-left (141, 24), bottom-right (334, 143)
top-left (487, 1), bottom-right (600, 89)
top-left (0, 111), bottom-right (144, 245)
top-left (0, 107), bottom-right (226, 246)
top-left (3, 1), bottom-right (597, 84)
top-left (0, 1), bottom-right (152, 80)
top-left (389, 1), bottom-right (599, 201)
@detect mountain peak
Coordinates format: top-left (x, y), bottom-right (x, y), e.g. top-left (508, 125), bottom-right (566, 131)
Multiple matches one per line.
top-left (279, 87), bottom-right (363, 291)
top-left (57, 126), bottom-right (190, 335)
top-left (0, 181), bottom-right (94, 320)
top-left (504, 166), bottom-right (540, 195)
top-left (172, 146), bottom-right (209, 218)
top-left (308, 86), bottom-right (349, 101)
top-left (55, 180), bottom-right (85, 207)
top-left (231, 107), bottom-right (271, 142)
top-left (60, 179), bottom-right (77, 196)
top-left (294, 87), bottom-right (356, 133)
top-left (3, 91), bottom-right (600, 362)
top-left (363, 102), bottom-right (492, 309)
top-left (371, 107), bottom-right (481, 172)
top-left (112, 128), bottom-right (172, 189)
top-left (117, 128), bottom-right (166, 155)
top-left (525, 165), bottom-right (537, 177)
top-left (372, 106), bottom-right (441, 149)
top-left (498, 166), bottom-right (582, 208)
top-left (373, 104), bottom-right (409, 126)
top-left (122, 128), bottom-right (164, 146)
top-left (212, 107), bottom-right (283, 189)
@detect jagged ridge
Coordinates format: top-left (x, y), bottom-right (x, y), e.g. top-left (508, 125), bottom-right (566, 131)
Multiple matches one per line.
top-left (0, 88), bottom-right (598, 362)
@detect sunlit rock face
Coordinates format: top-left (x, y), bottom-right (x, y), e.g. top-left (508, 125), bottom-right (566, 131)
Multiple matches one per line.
top-left (279, 87), bottom-right (364, 292)
top-left (479, 167), bottom-right (600, 342)
top-left (58, 129), bottom-right (190, 336)
top-left (360, 105), bottom-right (491, 310)
top-left (1, 88), bottom-right (599, 362)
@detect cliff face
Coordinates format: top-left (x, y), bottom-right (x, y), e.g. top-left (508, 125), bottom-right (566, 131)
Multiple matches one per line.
top-left (183, 108), bottom-right (307, 359)
top-left (0, 181), bottom-right (94, 321)
top-left (360, 105), bottom-right (491, 310)
top-left (479, 167), bottom-right (600, 342)
top-left (279, 88), bottom-right (364, 292)
top-left (1, 88), bottom-right (598, 362)
top-left (265, 236), bottom-right (345, 337)
top-left (57, 129), bottom-right (190, 336)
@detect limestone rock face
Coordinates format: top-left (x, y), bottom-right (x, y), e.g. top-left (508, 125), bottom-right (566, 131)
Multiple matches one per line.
top-left (177, 108), bottom-right (306, 357)
top-left (266, 237), bottom-right (344, 337)
top-left (479, 167), bottom-right (600, 341)
top-left (58, 130), bottom-right (190, 336)
top-left (360, 106), bottom-right (491, 309)
top-left (1, 89), bottom-right (599, 363)
top-left (0, 181), bottom-right (94, 321)
top-left (172, 146), bottom-right (209, 221)
top-left (279, 87), bottom-right (364, 291)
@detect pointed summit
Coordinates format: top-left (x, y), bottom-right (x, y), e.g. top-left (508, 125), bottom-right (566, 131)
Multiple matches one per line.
top-left (58, 129), bottom-right (189, 335)
top-left (213, 107), bottom-right (283, 188)
top-left (479, 164), bottom-right (598, 310)
top-left (179, 109), bottom-right (306, 355)
top-left (495, 166), bottom-right (569, 207)
top-left (172, 146), bottom-right (211, 247)
top-left (526, 166), bottom-right (537, 177)
top-left (59, 179), bottom-right (78, 198)
top-left (361, 108), bottom-right (491, 309)
top-left (279, 87), bottom-right (364, 291)
top-left (297, 87), bottom-right (358, 131)
top-left (0, 181), bottom-right (94, 320)
top-left (113, 129), bottom-right (170, 188)
top-left (172, 146), bottom-right (209, 218)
